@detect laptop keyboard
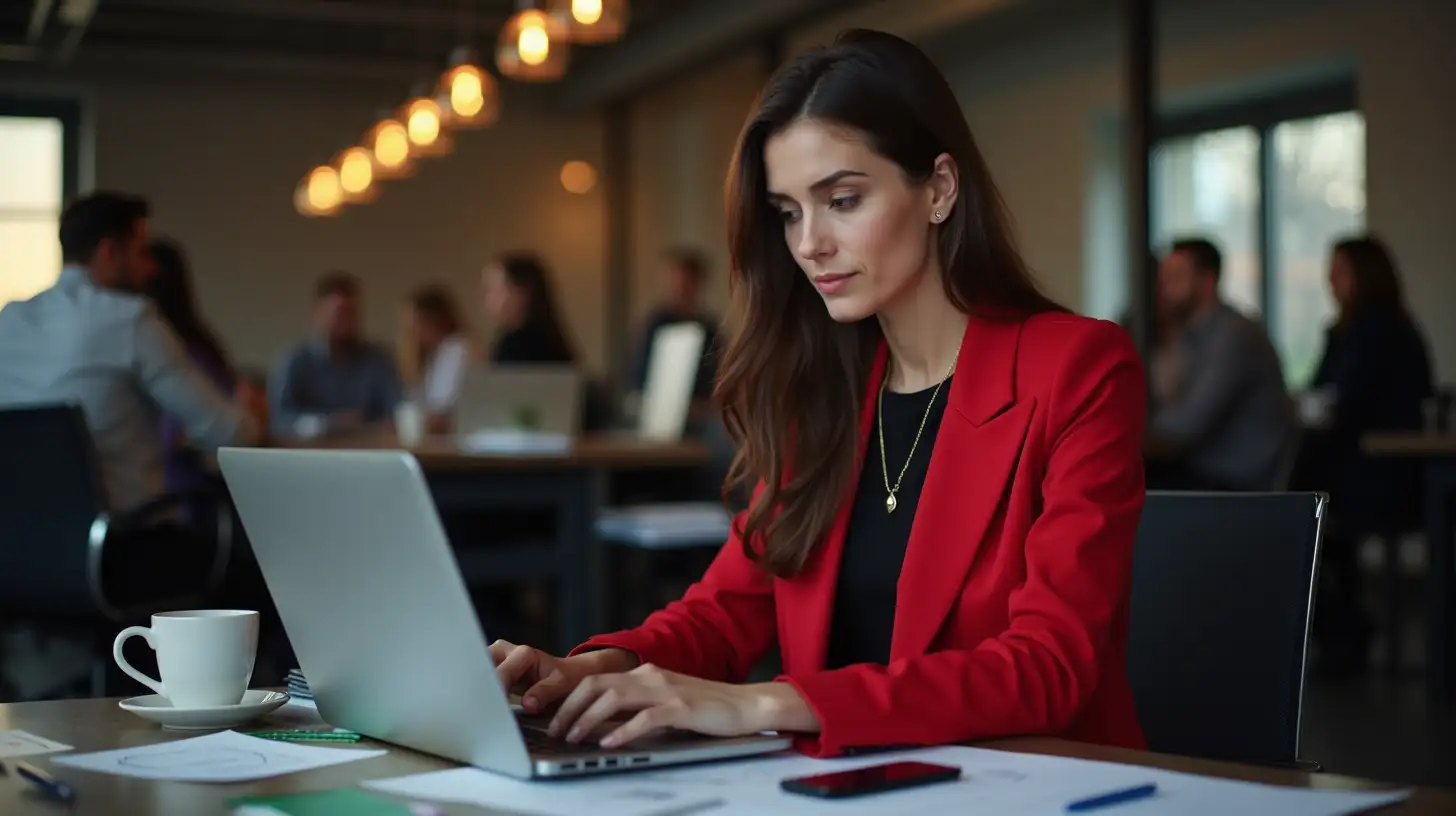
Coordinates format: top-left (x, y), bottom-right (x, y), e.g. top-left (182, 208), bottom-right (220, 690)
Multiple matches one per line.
top-left (519, 725), bottom-right (607, 757)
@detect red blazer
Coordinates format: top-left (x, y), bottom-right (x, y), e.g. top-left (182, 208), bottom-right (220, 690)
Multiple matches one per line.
top-left (575, 312), bottom-right (1148, 757)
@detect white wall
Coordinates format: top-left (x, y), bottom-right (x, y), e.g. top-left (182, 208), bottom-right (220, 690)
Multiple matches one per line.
top-left (5, 70), bottom-right (607, 373)
top-left (934, 0), bottom-right (1456, 380)
top-left (626, 52), bottom-right (765, 338)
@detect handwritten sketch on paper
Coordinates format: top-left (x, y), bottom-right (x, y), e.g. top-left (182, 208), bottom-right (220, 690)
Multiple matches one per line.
top-left (52, 730), bottom-right (386, 783)
top-left (0, 730), bottom-right (72, 759)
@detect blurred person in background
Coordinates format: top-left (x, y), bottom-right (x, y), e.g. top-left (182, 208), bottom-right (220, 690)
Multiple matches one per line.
top-left (627, 249), bottom-right (720, 416)
top-left (269, 272), bottom-right (402, 437)
top-left (482, 253), bottom-right (577, 365)
top-left (1302, 235), bottom-right (1434, 675)
top-left (147, 238), bottom-right (265, 492)
top-left (400, 284), bottom-right (471, 433)
top-left (0, 192), bottom-right (261, 512)
top-left (1146, 237), bottom-right (1295, 491)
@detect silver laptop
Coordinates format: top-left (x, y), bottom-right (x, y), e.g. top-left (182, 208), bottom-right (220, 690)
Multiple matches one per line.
top-left (218, 447), bottom-right (789, 778)
top-left (454, 365), bottom-right (582, 437)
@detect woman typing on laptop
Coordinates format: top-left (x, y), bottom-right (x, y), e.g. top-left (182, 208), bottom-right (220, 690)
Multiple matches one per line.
top-left (493, 30), bottom-right (1148, 758)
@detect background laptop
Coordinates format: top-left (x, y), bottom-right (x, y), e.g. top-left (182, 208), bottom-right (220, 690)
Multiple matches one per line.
top-left (218, 447), bottom-right (789, 778)
top-left (454, 365), bottom-right (582, 437)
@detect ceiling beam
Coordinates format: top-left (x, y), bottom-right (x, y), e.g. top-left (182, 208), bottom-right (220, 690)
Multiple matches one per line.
top-left (555, 0), bottom-right (865, 111)
top-left (111, 0), bottom-right (480, 30)
top-left (71, 42), bottom-right (433, 81)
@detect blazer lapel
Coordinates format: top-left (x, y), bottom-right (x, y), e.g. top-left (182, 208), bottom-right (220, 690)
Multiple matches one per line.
top-left (777, 343), bottom-right (888, 676)
top-left (891, 316), bottom-right (1034, 659)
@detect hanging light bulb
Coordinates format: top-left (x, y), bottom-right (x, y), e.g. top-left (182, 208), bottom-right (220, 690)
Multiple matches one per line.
top-left (434, 48), bottom-right (500, 129)
top-left (295, 165), bottom-right (342, 217)
top-left (548, 0), bottom-right (628, 44)
top-left (364, 114), bottom-right (414, 180)
top-left (334, 146), bottom-right (379, 204)
top-left (497, 7), bottom-right (568, 82)
top-left (397, 92), bottom-right (453, 158)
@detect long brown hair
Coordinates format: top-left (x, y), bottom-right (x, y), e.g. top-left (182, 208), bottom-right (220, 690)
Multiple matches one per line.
top-left (1332, 235), bottom-right (1407, 328)
top-left (717, 29), bottom-right (1063, 577)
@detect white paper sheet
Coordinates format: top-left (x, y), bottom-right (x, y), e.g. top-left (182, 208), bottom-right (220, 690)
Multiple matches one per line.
top-left (51, 729), bottom-right (386, 783)
top-left (363, 745), bottom-right (1410, 816)
top-left (0, 729), bottom-right (72, 758)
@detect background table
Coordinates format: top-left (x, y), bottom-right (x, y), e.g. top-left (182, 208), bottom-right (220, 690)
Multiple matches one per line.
top-left (2, 697), bottom-right (1450, 815)
top-left (1363, 432), bottom-right (1456, 700)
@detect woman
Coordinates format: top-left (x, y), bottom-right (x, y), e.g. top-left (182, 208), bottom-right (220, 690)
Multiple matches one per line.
top-left (1306, 236), bottom-right (1433, 673)
top-left (401, 285), bottom-right (471, 430)
top-left (482, 253), bottom-right (576, 365)
top-left (146, 239), bottom-right (260, 491)
top-left (492, 29), bottom-right (1147, 756)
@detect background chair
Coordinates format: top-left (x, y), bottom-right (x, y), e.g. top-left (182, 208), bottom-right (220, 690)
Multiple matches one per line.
top-left (0, 404), bottom-right (233, 699)
top-left (1126, 490), bottom-right (1327, 768)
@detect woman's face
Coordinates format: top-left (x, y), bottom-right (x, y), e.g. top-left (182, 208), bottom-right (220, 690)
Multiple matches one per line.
top-left (405, 305), bottom-right (444, 349)
top-left (482, 265), bottom-right (524, 327)
top-left (1329, 249), bottom-right (1355, 308)
top-left (763, 118), bottom-right (954, 323)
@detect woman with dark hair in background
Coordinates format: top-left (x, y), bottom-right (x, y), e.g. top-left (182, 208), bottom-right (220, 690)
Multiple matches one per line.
top-left (1305, 235), bottom-right (1433, 675)
top-left (482, 253), bottom-right (576, 365)
top-left (489, 30), bottom-right (1147, 755)
top-left (146, 238), bottom-right (264, 491)
top-left (401, 285), bottom-right (471, 431)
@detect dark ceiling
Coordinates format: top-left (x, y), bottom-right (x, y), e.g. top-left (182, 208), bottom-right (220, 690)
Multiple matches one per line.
top-left (5, 0), bottom-right (694, 73)
top-left (1, 0), bottom-right (866, 105)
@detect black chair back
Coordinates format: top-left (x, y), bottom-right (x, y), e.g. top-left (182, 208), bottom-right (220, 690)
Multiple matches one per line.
top-left (1127, 491), bottom-right (1327, 766)
top-left (0, 404), bottom-right (110, 617)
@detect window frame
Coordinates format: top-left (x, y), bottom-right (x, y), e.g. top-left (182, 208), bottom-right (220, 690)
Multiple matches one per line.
top-left (1152, 81), bottom-right (1359, 325)
top-left (0, 95), bottom-right (81, 204)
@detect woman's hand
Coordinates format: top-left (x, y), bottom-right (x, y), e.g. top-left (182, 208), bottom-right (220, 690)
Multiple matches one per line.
top-left (547, 663), bottom-right (819, 747)
top-left (490, 640), bottom-right (637, 713)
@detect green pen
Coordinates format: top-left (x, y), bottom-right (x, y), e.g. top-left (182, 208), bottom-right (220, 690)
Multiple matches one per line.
top-left (248, 729), bottom-right (362, 742)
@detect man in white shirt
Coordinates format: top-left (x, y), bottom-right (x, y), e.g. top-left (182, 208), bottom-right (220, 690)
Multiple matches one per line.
top-left (0, 191), bottom-right (262, 512)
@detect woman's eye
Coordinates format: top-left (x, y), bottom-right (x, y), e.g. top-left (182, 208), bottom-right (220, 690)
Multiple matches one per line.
top-left (778, 209), bottom-right (801, 224)
top-left (829, 194), bottom-right (861, 211)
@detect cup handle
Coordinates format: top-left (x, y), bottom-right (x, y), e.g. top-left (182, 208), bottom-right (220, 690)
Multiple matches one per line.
top-left (112, 626), bottom-right (166, 697)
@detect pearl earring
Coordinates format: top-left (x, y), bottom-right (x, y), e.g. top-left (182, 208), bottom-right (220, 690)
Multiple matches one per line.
top-left (933, 210), bottom-right (943, 223)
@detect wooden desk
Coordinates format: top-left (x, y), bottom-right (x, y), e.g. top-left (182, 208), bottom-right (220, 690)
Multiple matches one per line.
top-left (283, 434), bottom-right (713, 472)
top-left (2, 697), bottom-right (1448, 815)
top-left (1362, 432), bottom-right (1456, 701)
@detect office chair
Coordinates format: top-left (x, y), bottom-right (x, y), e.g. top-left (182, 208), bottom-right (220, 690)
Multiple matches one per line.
top-left (1126, 490), bottom-right (1327, 768)
top-left (0, 404), bottom-right (233, 698)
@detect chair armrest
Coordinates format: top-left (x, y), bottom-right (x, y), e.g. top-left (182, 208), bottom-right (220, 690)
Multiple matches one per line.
top-left (109, 488), bottom-right (225, 533)
top-left (91, 488), bottom-right (236, 620)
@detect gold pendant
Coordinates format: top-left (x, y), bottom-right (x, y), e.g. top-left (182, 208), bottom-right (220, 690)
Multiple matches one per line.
top-left (885, 493), bottom-right (898, 513)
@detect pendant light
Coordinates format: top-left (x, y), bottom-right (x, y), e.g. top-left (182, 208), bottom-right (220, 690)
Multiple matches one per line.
top-left (364, 112), bottom-right (415, 180)
top-left (398, 85), bottom-right (454, 158)
top-left (497, 4), bottom-right (568, 82)
top-left (295, 165), bottom-right (342, 217)
top-left (548, 0), bottom-right (628, 44)
top-left (334, 146), bottom-right (379, 204)
top-left (435, 47), bottom-right (500, 129)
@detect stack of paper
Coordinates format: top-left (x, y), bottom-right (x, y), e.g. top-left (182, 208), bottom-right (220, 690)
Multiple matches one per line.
top-left (52, 730), bottom-right (385, 783)
top-left (364, 745), bottom-right (1411, 816)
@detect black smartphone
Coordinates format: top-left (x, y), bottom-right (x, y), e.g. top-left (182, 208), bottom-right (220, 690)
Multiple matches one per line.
top-left (780, 760), bottom-right (962, 799)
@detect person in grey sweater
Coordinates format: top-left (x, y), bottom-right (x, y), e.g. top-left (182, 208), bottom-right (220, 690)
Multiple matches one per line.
top-left (1147, 238), bottom-right (1296, 491)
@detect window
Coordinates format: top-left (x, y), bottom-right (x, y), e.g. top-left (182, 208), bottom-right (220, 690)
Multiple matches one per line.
top-left (0, 99), bottom-right (79, 309)
top-left (1151, 85), bottom-right (1364, 386)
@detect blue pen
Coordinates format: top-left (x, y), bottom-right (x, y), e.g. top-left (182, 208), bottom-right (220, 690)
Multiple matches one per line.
top-left (1066, 783), bottom-right (1157, 812)
top-left (13, 761), bottom-right (78, 804)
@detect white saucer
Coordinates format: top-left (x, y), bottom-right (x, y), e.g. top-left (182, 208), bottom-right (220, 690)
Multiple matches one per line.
top-left (119, 689), bottom-right (290, 731)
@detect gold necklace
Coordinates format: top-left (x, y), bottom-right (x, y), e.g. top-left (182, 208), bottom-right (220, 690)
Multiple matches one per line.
top-left (877, 349), bottom-right (959, 514)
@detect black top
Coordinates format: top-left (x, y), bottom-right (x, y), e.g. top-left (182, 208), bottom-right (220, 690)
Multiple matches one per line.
top-left (825, 376), bottom-right (952, 670)
top-left (492, 324), bottom-right (574, 365)
top-left (630, 307), bottom-right (720, 399)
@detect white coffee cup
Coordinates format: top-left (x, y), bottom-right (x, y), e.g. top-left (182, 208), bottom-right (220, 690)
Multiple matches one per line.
top-left (113, 610), bottom-right (259, 709)
top-left (395, 400), bottom-right (425, 447)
